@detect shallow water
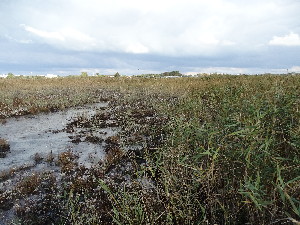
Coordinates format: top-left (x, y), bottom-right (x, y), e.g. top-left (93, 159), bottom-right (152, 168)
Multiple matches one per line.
top-left (0, 102), bottom-right (117, 172)
top-left (0, 102), bottom-right (123, 223)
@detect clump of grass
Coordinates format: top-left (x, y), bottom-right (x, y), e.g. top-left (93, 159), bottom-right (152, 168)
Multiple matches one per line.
top-left (105, 136), bottom-right (120, 147)
top-left (57, 151), bottom-right (79, 173)
top-left (0, 190), bottom-right (14, 211)
top-left (105, 147), bottom-right (124, 167)
top-left (14, 172), bottom-right (61, 225)
top-left (0, 138), bottom-right (10, 158)
top-left (0, 119), bottom-right (6, 124)
top-left (33, 153), bottom-right (43, 164)
top-left (15, 173), bottom-right (42, 195)
top-left (0, 164), bottom-right (35, 182)
top-left (45, 151), bottom-right (55, 165)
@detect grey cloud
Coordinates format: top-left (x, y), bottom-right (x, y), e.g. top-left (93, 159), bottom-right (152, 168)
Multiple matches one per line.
top-left (1, 0), bottom-right (300, 74)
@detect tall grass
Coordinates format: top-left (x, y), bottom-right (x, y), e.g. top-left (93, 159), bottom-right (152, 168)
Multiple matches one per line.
top-left (103, 75), bottom-right (300, 224)
top-left (0, 75), bottom-right (299, 224)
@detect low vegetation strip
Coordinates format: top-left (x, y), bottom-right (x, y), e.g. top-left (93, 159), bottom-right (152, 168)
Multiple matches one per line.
top-left (0, 75), bottom-right (299, 224)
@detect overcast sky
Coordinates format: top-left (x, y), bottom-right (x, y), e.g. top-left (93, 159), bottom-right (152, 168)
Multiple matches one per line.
top-left (1, 0), bottom-right (300, 75)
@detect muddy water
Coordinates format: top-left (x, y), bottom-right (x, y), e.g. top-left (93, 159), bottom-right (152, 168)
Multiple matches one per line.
top-left (0, 102), bottom-right (117, 172)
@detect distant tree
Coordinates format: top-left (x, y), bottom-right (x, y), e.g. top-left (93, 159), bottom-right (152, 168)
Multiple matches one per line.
top-left (80, 72), bottom-right (88, 77)
top-left (160, 71), bottom-right (182, 77)
top-left (7, 73), bottom-right (14, 78)
top-left (114, 72), bottom-right (121, 77)
top-left (95, 73), bottom-right (100, 76)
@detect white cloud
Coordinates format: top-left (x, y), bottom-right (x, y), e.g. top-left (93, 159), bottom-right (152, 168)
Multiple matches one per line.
top-left (61, 28), bottom-right (94, 43)
top-left (22, 25), bottom-right (65, 41)
top-left (269, 32), bottom-right (300, 46)
top-left (125, 42), bottom-right (149, 54)
top-left (196, 33), bottom-right (220, 46)
top-left (18, 0), bottom-right (269, 55)
top-left (221, 40), bottom-right (236, 46)
top-left (21, 25), bottom-right (97, 50)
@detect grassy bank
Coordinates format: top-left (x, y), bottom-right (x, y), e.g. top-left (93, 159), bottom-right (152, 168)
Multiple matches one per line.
top-left (0, 75), bottom-right (299, 224)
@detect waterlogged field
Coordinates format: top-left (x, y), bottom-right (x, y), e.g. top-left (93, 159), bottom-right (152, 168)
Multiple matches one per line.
top-left (0, 75), bottom-right (299, 224)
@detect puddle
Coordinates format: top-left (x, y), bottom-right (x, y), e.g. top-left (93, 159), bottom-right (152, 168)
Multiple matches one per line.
top-left (0, 102), bottom-right (116, 173)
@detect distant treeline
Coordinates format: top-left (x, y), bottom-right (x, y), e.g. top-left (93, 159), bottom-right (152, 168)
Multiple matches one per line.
top-left (1, 71), bottom-right (299, 79)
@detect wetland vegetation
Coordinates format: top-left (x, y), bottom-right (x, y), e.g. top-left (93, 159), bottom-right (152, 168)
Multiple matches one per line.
top-left (0, 75), bottom-right (299, 224)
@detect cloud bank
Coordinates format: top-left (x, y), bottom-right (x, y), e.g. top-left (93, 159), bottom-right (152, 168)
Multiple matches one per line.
top-left (269, 32), bottom-right (300, 46)
top-left (0, 0), bottom-right (300, 75)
